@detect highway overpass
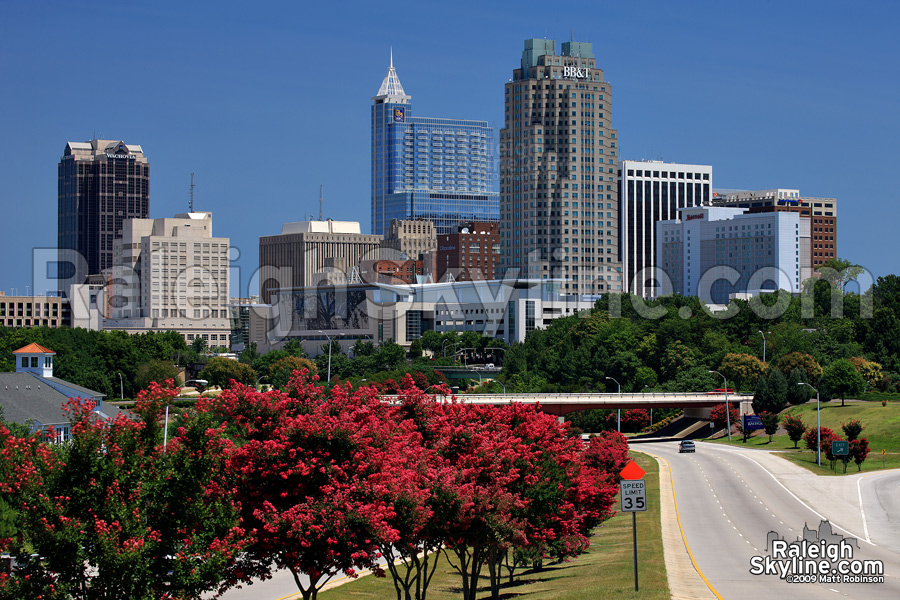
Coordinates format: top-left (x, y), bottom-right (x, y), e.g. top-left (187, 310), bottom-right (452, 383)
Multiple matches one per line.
top-left (385, 391), bottom-right (753, 417)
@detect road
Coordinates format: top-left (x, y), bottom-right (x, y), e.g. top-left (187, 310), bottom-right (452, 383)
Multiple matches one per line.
top-left (643, 441), bottom-right (900, 599)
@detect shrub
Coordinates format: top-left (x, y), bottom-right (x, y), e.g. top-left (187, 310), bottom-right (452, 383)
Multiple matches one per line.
top-left (850, 438), bottom-right (870, 471)
top-left (841, 419), bottom-right (864, 441)
top-left (803, 426), bottom-right (837, 454)
top-left (781, 414), bottom-right (806, 448)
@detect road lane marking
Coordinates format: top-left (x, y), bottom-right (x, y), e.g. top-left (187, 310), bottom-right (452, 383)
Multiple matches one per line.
top-left (707, 447), bottom-right (875, 546)
top-left (857, 476), bottom-right (871, 543)
top-left (658, 455), bottom-right (724, 600)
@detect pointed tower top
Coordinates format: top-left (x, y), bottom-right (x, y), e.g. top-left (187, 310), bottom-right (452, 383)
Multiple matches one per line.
top-left (373, 49), bottom-right (411, 103)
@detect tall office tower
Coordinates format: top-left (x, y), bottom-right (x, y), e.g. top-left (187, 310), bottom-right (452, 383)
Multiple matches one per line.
top-left (58, 140), bottom-right (150, 287)
top-left (618, 161), bottom-right (712, 298)
top-left (371, 52), bottom-right (498, 236)
top-left (499, 39), bottom-right (622, 294)
top-left (105, 212), bottom-right (231, 346)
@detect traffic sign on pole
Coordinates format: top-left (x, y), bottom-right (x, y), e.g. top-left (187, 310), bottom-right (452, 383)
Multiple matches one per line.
top-left (620, 479), bottom-right (647, 512)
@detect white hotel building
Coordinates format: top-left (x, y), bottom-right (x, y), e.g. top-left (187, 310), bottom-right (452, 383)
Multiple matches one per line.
top-left (656, 206), bottom-right (811, 304)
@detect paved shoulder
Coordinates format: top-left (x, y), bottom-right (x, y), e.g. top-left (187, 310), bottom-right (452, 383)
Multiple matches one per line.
top-left (644, 448), bottom-right (720, 599)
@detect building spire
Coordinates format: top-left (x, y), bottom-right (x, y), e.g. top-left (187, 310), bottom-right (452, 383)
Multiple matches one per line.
top-left (373, 48), bottom-right (411, 102)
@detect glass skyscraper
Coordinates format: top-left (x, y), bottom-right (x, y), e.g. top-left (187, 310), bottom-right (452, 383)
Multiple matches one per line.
top-left (371, 53), bottom-right (498, 236)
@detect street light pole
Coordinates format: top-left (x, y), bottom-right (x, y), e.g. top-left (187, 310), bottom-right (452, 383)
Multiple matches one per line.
top-left (709, 370), bottom-right (731, 441)
top-left (605, 376), bottom-right (621, 432)
top-left (317, 330), bottom-right (340, 383)
top-left (256, 375), bottom-right (268, 391)
top-left (178, 379), bottom-right (208, 452)
top-left (116, 372), bottom-right (124, 400)
top-left (799, 382), bottom-right (821, 466)
top-left (758, 330), bottom-right (766, 363)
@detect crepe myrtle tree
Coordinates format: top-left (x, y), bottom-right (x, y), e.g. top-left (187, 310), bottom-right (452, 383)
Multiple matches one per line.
top-left (198, 371), bottom-right (421, 600)
top-left (0, 381), bottom-right (245, 600)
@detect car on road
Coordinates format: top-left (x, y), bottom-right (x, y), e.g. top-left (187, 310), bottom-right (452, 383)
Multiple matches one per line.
top-left (678, 440), bottom-right (695, 453)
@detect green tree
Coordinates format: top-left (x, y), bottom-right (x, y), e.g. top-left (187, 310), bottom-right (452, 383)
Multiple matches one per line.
top-left (759, 412), bottom-right (780, 442)
top-left (282, 339), bottom-right (308, 358)
top-left (718, 353), bottom-right (767, 392)
top-left (820, 359), bottom-right (865, 407)
top-left (191, 336), bottom-right (208, 355)
top-left (376, 339), bottom-right (406, 371)
top-left (239, 341), bottom-right (260, 365)
top-left (777, 352), bottom-right (823, 385)
top-left (135, 359), bottom-right (180, 391)
top-left (269, 355), bottom-right (318, 389)
top-left (786, 367), bottom-right (813, 405)
top-left (199, 357), bottom-right (258, 389)
top-left (816, 257), bottom-right (864, 291)
top-left (408, 338), bottom-right (423, 360)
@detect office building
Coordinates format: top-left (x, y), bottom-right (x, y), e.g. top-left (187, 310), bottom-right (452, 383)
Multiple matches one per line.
top-left (371, 53), bottom-right (498, 236)
top-left (436, 222), bottom-right (500, 282)
top-left (711, 189), bottom-right (837, 268)
top-left (499, 39), bottom-right (623, 295)
top-left (381, 219), bottom-right (437, 260)
top-left (104, 212), bottom-right (231, 346)
top-left (359, 258), bottom-right (426, 285)
top-left (0, 292), bottom-right (62, 328)
top-left (258, 220), bottom-right (383, 304)
top-left (656, 206), bottom-right (811, 304)
top-left (251, 279), bottom-right (595, 355)
top-left (58, 140), bottom-right (150, 287)
top-left (618, 161), bottom-right (713, 297)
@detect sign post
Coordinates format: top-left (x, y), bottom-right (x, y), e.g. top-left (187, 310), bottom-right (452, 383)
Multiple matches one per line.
top-left (832, 440), bottom-right (849, 474)
top-left (619, 460), bottom-right (646, 592)
top-left (883, 449), bottom-right (886, 468)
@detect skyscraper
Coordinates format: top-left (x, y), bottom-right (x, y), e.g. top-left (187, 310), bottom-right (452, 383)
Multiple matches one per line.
top-left (499, 39), bottom-right (623, 294)
top-left (371, 52), bottom-right (498, 236)
top-left (618, 160), bottom-right (712, 297)
top-left (58, 140), bottom-right (150, 287)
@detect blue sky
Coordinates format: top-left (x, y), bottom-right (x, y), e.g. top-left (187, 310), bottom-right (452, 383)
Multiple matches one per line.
top-left (1, 0), bottom-right (898, 297)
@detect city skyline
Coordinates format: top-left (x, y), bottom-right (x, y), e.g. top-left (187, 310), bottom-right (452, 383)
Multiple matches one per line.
top-left (1, 1), bottom-right (897, 298)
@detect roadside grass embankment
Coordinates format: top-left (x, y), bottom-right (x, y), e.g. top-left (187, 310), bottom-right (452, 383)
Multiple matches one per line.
top-left (708, 400), bottom-right (900, 474)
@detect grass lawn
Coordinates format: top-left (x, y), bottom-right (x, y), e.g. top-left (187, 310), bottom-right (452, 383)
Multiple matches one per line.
top-left (320, 452), bottom-right (668, 600)
top-left (706, 400), bottom-right (900, 474)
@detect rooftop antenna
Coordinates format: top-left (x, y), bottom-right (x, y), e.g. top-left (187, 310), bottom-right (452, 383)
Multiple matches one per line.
top-left (189, 173), bottom-right (195, 212)
top-left (319, 184), bottom-right (323, 221)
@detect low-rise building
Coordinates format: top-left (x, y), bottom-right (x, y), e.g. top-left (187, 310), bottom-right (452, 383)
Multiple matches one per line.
top-left (250, 279), bottom-right (595, 355)
top-left (0, 293), bottom-right (62, 328)
top-left (0, 343), bottom-right (123, 441)
top-left (436, 222), bottom-right (500, 282)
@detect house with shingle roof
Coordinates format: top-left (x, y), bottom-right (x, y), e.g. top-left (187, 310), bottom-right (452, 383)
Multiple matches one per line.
top-left (0, 344), bottom-right (126, 441)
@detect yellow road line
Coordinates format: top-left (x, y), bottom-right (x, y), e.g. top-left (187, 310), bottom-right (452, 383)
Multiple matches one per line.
top-left (659, 454), bottom-right (723, 600)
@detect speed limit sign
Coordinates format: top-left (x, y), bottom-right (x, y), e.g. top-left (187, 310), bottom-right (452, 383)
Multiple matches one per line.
top-left (621, 479), bottom-right (647, 512)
